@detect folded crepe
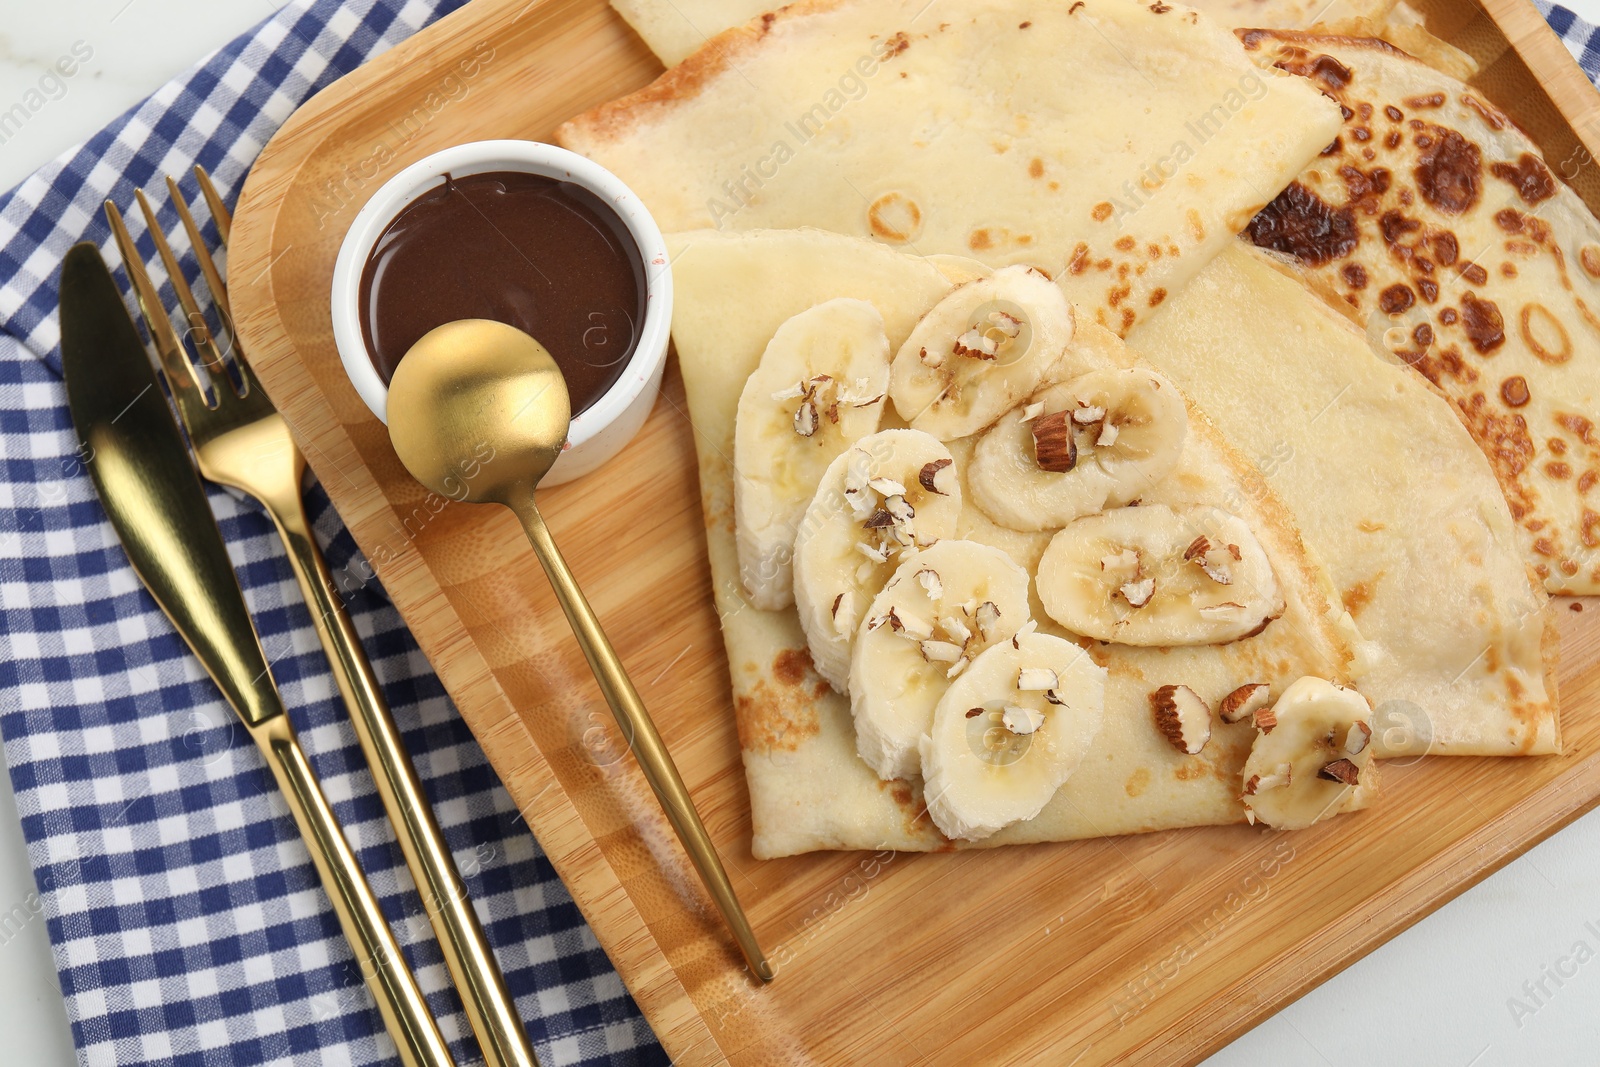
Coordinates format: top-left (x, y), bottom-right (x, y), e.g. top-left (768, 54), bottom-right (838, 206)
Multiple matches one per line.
top-left (1237, 30), bottom-right (1600, 594)
top-left (612, 0), bottom-right (1399, 67)
top-left (670, 227), bottom-right (1371, 857)
top-left (561, 0), bottom-right (1342, 336)
top-left (1131, 242), bottom-right (1558, 755)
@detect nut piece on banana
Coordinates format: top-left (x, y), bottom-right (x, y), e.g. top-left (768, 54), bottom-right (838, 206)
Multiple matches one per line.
top-left (920, 632), bottom-right (1107, 842)
top-left (849, 540), bottom-right (1031, 780)
top-left (793, 429), bottom-right (963, 694)
top-left (889, 265), bottom-right (1073, 440)
top-left (1240, 676), bottom-right (1374, 830)
top-left (735, 298), bottom-right (890, 610)
top-left (969, 368), bottom-right (1188, 532)
top-left (1037, 504), bottom-right (1285, 646)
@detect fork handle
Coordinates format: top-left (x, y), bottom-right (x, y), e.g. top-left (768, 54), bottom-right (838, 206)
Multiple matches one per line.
top-left (266, 482), bottom-right (539, 1067)
top-left (251, 715), bottom-right (454, 1067)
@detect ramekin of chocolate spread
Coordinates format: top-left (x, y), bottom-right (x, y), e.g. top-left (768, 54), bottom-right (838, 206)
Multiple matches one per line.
top-left (330, 141), bottom-right (671, 486)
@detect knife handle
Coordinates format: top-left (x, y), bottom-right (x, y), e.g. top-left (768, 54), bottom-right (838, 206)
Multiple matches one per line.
top-left (262, 478), bottom-right (537, 1067)
top-left (253, 715), bottom-right (455, 1067)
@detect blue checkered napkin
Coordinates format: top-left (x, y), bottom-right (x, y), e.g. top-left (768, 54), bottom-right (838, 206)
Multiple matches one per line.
top-left (0, 1), bottom-right (668, 1064)
top-left (1541, 0), bottom-right (1600, 83)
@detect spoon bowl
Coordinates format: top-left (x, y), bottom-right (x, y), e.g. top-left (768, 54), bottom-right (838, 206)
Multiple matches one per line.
top-left (388, 319), bottom-right (570, 505)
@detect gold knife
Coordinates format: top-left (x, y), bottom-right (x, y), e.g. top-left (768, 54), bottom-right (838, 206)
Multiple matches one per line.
top-left (58, 242), bottom-right (454, 1067)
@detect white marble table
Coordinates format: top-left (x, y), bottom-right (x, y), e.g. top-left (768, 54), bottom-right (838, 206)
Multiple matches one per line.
top-left (3, 1), bottom-right (1599, 1064)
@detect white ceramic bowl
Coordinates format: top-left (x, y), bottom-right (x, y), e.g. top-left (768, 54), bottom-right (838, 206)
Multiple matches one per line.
top-left (329, 140), bottom-right (672, 486)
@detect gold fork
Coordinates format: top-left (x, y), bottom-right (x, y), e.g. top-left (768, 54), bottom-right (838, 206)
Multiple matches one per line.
top-left (106, 169), bottom-right (539, 1067)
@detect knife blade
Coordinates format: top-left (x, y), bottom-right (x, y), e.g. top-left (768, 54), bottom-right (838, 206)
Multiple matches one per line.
top-left (60, 242), bottom-right (282, 724)
top-left (59, 242), bottom-right (453, 1067)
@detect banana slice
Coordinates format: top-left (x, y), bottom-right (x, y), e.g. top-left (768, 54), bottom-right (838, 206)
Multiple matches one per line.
top-left (1037, 504), bottom-right (1284, 646)
top-left (889, 265), bottom-right (1073, 439)
top-left (1240, 676), bottom-right (1374, 830)
top-left (920, 632), bottom-right (1107, 842)
top-left (793, 429), bottom-right (963, 693)
top-left (968, 369), bottom-right (1188, 531)
top-left (734, 298), bottom-right (890, 610)
top-left (849, 540), bottom-right (1032, 780)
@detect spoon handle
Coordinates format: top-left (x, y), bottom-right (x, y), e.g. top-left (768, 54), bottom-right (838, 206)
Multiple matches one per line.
top-left (515, 501), bottom-right (775, 982)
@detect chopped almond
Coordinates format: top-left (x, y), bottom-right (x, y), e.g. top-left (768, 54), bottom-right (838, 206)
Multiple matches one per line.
top-left (1151, 684), bottom-right (1211, 755)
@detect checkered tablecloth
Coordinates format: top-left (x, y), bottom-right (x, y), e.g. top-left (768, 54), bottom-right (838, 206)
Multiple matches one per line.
top-left (2, 2), bottom-right (1598, 1065)
top-left (0, 1), bottom-right (668, 1064)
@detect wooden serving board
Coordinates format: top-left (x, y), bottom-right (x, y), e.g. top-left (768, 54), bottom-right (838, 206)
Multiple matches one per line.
top-left (229, 0), bottom-right (1600, 1062)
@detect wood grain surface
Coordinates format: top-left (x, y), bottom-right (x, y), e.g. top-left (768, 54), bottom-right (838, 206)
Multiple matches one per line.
top-left (227, 0), bottom-right (1600, 1062)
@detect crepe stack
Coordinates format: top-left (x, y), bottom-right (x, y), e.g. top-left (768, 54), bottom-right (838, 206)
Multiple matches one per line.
top-left (558, 0), bottom-right (1342, 336)
top-left (556, 0), bottom-right (1579, 855)
top-left (669, 227), bottom-right (1374, 856)
top-left (1237, 30), bottom-right (1600, 595)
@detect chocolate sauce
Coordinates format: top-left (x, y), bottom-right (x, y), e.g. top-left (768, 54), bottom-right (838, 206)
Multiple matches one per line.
top-left (359, 171), bottom-right (645, 415)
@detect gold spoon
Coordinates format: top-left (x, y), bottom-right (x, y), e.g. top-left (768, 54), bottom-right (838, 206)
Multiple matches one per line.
top-left (387, 319), bottom-right (774, 982)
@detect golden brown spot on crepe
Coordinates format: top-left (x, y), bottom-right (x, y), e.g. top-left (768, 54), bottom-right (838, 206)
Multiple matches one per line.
top-left (1547, 461), bottom-right (1573, 480)
top-left (1462, 93), bottom-right (1508, 130)
top-left (1459, 261), bottom-right (1488, 286)
top-left (1521, 304), bottom-right (1572, 364)
top-left (1149, 287), bottom-right (1167, 308)
top-left (1561, 559), bottom-right (1580, 577)
top-left (1119, 307), bottom-right (1135, 333)
top-left (1579, 470), bottom-right (1598, 493)
top-left (1379, 283), bottom-right (1414, 314)
top-left (1342, 263), bottom-right (1368, 289)
top-left (1404, 91), bottom-right (1446, 109)
top-left (1186, 209), bottom-right (1205, 243)
top-left (1456, 394), bottom-right (1537, 518)
top-left (1248, 182), bottom-right (1358, 266)
top-left (1019, 19), bottom-right (1032, 28)
top-left (1581, 244), bottom-right (1600, 278)
top-left (1148, 243), bottom-right (1162, 259)
top-left (1401, 343), bottom-right (1478, 385)
top-left (1028, 157), bottom-right (1044, 179)
top-left (968, 228), bottom-right (993, 252)
top-left (867, 192), bottom-right (921, 243)
top-left (1109, 283), bottom-right (1131, 307)
top-left (1173, 762), bottom-right (1206, 781)
top-left (1501, 263), bottom-right (1518, 278)
top-left (1342, 577), bottom-right (1380, 616)
top-left (1114, 236), bottom-right (1135, 253)
top-left (735, 679), bottom-right (820, 754)
top-left (1558, 412), bottom-right (1598, 446)
top-left (773, 647), bottom-right (813, 686)
top-left (882, 31), bottom-right (910, 57)
top-left (759, 11), bottom-right (775, 33)
top-left (1416, 127), bottom-right (1481, 215)
top-left (1461, 293), bottom-right (1505, 353)
top-left (1501, 375), bottom-right (1531, 407)
top-left (1125, 767), bottom-right (1151, 798)
top-left (1068, 0), bottom-right (1083, 12)
top-left (1490, 153), bottom-right (1556, 204)
top-left (1583, 509), bottom-right (1600, 548)
top-left (1068, 242), bottom-right (1090, 275)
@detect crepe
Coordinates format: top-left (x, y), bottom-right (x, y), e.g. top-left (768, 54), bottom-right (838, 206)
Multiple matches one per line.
top-left (1236, 30), bottom-right (1600, 594)
top-left (670, 227), bottom-right (1371, 857)
top-left (1131, 242), bottom-right (1558, 755)
top-left (612, 0), bottom-right (1399, 66)
top-left (560, 0), bottom-right (1343, 337)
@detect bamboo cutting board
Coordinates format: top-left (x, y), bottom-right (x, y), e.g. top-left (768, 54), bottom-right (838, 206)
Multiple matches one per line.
top-left (228, 0), bottom-right (1600, 1062)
